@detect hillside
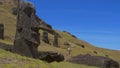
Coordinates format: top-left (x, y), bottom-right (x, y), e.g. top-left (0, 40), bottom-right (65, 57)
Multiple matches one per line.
top-left (0, 0), bottom-right (120, 68)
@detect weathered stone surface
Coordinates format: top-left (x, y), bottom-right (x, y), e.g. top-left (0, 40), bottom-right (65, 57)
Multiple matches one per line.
top-left (102, 59), bottom-right (119, 68)
top-left (0, 42), bottom-right (12, 51)
top-left (0, 24), bottom-right (4, 39)
top-left (53, 33), bottom-right (59, 47)
top-left (13, 2), bottom-right (40, 58)
top-left (68, 54), bottom-right (119, 68)
top-left (38, 51), bottom-right (64, 63)
top-left (35, 15), bottom-right (55, 34)
top-left (42, 31), bottom-right (49, 44)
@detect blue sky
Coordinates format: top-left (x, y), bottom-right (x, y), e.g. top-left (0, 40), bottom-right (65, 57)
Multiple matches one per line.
top-left (28, 0), bottom-right (120, 50)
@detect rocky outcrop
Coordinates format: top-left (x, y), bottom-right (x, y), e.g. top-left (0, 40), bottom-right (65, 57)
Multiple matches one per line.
top-left (53, 33), bottom-right (59, 47)
top-left (38, 51), bottom-right (64, 63)
top-left (102, 59), bottom-right (119, 68)
top-left (13, 2), bottom-right (40, 58)
top-left (42, 31), bottom-right (49, 44)
top-left (0, 24), bottom-right (4, 39)
top-left (68, 54), bottom-right (119, 68)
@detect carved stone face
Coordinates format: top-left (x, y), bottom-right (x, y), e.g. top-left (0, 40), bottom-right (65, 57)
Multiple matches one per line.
top-left (18, 3), bottom-right (40, 45)
top-left (25, 5), bottom-right (40, 45)
top-left (30, 27), bottom-right (40, 45)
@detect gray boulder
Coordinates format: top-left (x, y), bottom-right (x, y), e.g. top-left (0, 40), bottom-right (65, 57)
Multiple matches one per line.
top-left (38, 51), bottom-right (64, 63)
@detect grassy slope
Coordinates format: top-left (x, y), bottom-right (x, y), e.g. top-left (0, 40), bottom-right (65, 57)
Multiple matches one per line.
top-left (0, 1), bottom-right (119, 68)
top-left (54, 30), bottom-right (120, 63)
top-left (0, 48), bottom-right (97, 68)
top-left (0, 3), bottom-right (16, 42)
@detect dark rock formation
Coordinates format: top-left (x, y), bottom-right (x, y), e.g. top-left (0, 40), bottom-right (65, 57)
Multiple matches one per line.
top-left (13, 2), bottom-right (40, 58)
top-left (0, 24), bottom-right (4, 39)
top-left (38, 51), bottom-right (64, 63)
top-left (42, 31), bottom-right (49, 44)
top-left (102, 59), bottom-right (119, 68)
top-left (68, 54), bottom-right (119, 68)
top-left (53, 33), bottom-right (59, 47)
top-left (0, 42), bottom-right (12, 51)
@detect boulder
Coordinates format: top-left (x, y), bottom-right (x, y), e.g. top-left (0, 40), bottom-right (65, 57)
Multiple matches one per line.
top-left (42, 31), bottom-right (49, 44)
top-left (68, 54), bottom-right (119, 68)
top-left (13, 2), bottom-right (40, 58)
top-left (102, 59), bottom-right (119, 68)
top-left (38, 51), bottom-right (64, 63)
top-left (0, 24), bottom-right (4, 39)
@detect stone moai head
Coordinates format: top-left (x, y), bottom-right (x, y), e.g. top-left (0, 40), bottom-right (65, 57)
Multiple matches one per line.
top-left (13, 2), bottom-right (40, 58)
top-left (42, 31), bottom-right (49, 44)
top-left (0, 24), bottom-right (4, 39)
top-left (17, 2), bottom-right (40, 45)
top-left (53, 33), bottom-right (59, 47)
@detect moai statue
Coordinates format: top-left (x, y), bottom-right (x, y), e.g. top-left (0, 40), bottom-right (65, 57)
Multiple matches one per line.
top-left (0, 24), bottom-right (4, 39)
top-left (42, 31), bottom-right (49, 44)
top-left (53, 33), bottom-right (59, 47)
top-left (13, 2), bottom-right (40, 58)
